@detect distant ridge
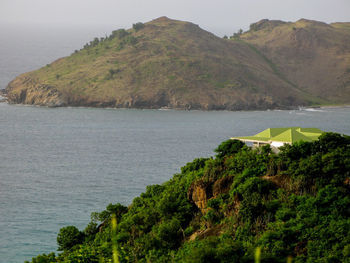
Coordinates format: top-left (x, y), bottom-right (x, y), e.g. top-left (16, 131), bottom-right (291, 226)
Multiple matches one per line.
top-left (241, 18), bottom-right (350, 104)
top-left (6, 17), bottom-right (350, 110)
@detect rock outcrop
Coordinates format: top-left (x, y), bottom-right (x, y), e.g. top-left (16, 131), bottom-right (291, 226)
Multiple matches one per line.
top-left (7, 76), bottom-right (65, 107)
top-left (188, 176), bottom-right (234, 214)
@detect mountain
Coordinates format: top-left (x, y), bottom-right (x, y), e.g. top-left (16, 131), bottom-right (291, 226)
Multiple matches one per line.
top-left (6, 17), bottom-right (350, 110)
top-left (241, 19), bottom-right (350, 104)
top-left (26, 132), bottom-right (350, 262)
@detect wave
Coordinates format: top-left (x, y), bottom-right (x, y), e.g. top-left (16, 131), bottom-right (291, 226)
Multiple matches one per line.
top-left (299, 107), bottom-right (326, 112)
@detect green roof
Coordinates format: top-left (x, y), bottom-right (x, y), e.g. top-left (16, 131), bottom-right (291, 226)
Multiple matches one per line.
top-left (231, 127), bottom-right (324, 144)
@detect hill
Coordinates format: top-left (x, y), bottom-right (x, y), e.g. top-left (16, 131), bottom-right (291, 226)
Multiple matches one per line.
top-left (7, 17), bottom-right (350, 110)
top-left (241, 19), bottom-right (350, 104)
top-left (26, 132), bottom-right (350, 262)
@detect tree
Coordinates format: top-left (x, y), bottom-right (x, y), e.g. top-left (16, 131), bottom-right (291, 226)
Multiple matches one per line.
top-left (133, 22), bottom-right (145, 31)
top-left (157, 218), bottom-right (182, 249)
top-left (110, 29), bottom-right (129, 39)
top-left (25, 253), bottom-right (56, 263)
top-left (57, 226), bottom-right (83, 251)
top-left (232, 29), bottom-right (243, 39)
top-left (91, 203), bottom-right (128, 223)
top-left (214, 139), bottom-right (245, 158)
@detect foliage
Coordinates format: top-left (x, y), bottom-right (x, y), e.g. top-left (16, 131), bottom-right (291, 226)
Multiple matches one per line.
top-left (175, 236), bottom-right (244, 263)
top-left (231, 29), bottom-right (243, 39)
top-left (106, 68), bottom-right (121, 79)
top-left (57, 226), bottom-right (84, 251)
top-left (27, 132), bottom-right (350, 262)
top-left (91, 203), bottom-right (128, 223)
top-left (110, 29), bottom-right (129, 39)
top-left (132, 22), bottom-right (145, 31)
top-left (25, 253), bottom-right (56, 263)
top-left (214, 139), bottom-right (245, 159)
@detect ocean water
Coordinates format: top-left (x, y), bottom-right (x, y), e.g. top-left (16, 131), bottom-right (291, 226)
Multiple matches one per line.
top-left (1, 104), bottom-right (350, 262)
top-left (0, 25), bottom-right (350, 263)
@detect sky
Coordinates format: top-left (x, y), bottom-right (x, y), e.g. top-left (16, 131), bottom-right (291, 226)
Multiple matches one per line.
top-left (1, 0), bottom-right (350, 36)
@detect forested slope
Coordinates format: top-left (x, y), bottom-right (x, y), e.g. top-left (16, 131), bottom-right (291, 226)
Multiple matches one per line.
top-left (27, 132), bottom-right (350, 263)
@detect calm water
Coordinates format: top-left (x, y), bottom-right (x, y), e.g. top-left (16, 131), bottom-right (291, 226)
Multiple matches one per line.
top-left (1, 104), bottom-right (350, 262)
top-left (0, 25), bottom-right (350, 263)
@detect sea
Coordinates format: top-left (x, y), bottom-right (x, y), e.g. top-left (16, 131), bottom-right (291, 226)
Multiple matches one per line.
top-left (0, 24), bottom-right (350, 263)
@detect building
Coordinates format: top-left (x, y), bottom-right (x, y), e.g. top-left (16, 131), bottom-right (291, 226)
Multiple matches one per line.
top-left (231, 127), bottom-right (324, 148)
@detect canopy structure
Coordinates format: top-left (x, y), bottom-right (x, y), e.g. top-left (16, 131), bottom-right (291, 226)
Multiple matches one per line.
top-left (231, 127), bottom-right (324, 148)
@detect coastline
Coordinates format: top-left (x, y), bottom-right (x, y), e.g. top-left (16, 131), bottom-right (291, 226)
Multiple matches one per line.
top-left (1, 101), bottom-right (301, 112)
top-left (4, 100), bottom-right (350, 112)
top-left (0, 90), bottom-right (7, 103)
top-left (319, 104), bottom-right (350, 109)
top-left (2, 88), bottom-right (349, 111)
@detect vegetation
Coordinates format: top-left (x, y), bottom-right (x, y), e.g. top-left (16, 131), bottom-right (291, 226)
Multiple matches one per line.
top-left (7, 17), bottom-right (350, 109)
top-left (132, 22), bottom-right (145, 31)
top-left (240, 18), bottom-right (350, 105)
top-left (57, 226), bottom-right (84, 251)
top-left (25, 132), bottom-right (350, 262)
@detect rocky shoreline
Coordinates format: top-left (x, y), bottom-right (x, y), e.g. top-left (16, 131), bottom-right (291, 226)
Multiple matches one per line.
top-left (0, 89), bottom-right (7, 102)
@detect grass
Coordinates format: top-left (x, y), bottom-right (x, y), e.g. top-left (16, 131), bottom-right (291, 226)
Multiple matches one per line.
top-left (7, 17), bottom-right (348, 109)
top-left (236, 39), bottom-right (330, 106)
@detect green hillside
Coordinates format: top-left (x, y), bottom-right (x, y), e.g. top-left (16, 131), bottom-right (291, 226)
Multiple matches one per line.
top-left (26, 132), bottom-right (350, 262)
top-left (8, 17), bottom-right (347, 110)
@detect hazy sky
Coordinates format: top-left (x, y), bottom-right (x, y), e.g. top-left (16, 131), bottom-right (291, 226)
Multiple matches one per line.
top-left (1, 0), bottom-right (349, 35)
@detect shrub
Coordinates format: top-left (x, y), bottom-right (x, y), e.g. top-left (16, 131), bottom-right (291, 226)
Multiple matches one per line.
top-left (177, 236), bottom-right (244, 263)
top-left (207, 198), bottom-right (222, 210)
top-left (25, 253), bottom-right (56, 263)
top-left (91, 203), bottom-right (127, 223)
top-left (83, 222), bottom-right (98, 236)
top-left (64, 245), bottom-right (99, 263)
top-left (214, 139), bottom-right (245, 158)
top-left (110, 29), bottom-right (129, 39)
top-left (204, 209), bottom-right (221, 225)
top-left (133, 22), bottom-right (145, 31)
top-left (57, 226), bottom-right (83, 251)
top-left (181, 158), bottom-right (209, 174)
top-left (106, 68), bottom-right (120, 79)
top-left (123, 35), bottom-right (138, 45)
top-left (184, 226), bottom-right (194, 237)
top-left (157, 218), bottom-right (182, 249)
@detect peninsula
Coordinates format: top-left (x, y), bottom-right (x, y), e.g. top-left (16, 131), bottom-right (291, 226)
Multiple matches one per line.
top-left (6, 17), bottom-right (350, 110)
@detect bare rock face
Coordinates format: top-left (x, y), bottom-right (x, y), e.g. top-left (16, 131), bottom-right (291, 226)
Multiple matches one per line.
top-left (6, 76), bottom-right (66, 107)
top-left (188, 176), bottom-right (233, 214)
top-left (188, 181), bottom-right (211, 214)
top-left (344, 177), bottom-right (350, 187)
top-left (191, 186), bottom-right (207, 210)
